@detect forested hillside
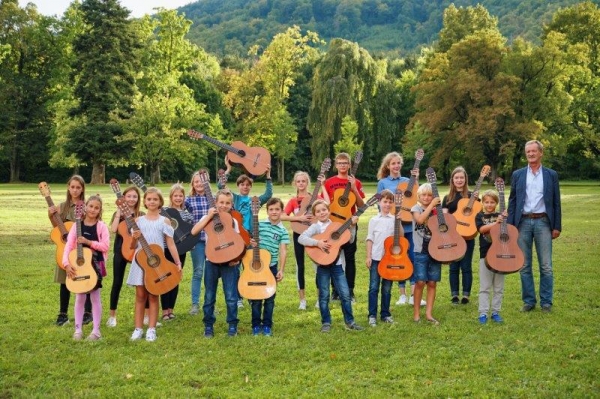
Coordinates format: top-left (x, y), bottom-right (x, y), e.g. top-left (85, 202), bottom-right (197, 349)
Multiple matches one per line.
top-left (181, 0), bottom-right (599, 55)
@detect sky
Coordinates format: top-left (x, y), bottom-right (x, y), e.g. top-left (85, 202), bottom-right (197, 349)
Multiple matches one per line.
top-left (18, 0), bottom-right (195, 18)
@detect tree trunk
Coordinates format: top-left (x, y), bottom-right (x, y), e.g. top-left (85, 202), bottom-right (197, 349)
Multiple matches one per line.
top-left (90, 161), bottom-right (105, 184)
top-left (278, 158), bottom-right (285, 186)
top-left (9, 142), bottom-right (20, 183)
top-left (151, 164), bottom-right (161, 185)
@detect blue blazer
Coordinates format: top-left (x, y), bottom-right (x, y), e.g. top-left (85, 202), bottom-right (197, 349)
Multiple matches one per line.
top-left (507, 166), bottom-right (562, 232)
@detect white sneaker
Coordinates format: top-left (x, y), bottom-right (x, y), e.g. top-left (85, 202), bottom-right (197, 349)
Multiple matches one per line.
top-left (299, 300), bottom-right (307, 310)
top-left (420, 299), bottom-right (427, 306)
top-left (368, 316), bottom-right (377, 327)
top-left (396, 294), bottom-right (407, 305)
top-left (189, 304), bottom-right (199, 315)
top-left (382, 316), bottom-right (394, 324)
top-left (106, 316), bottom-right (117, 327)
top-left (145, 328), bottom-right (157, 342)
top-left (409, 296), bottom-right (426, 306)
top-left (143, 315), bottom-right (149, 325)
top-left (130, 328), bottom-right (144, 341)
top-left (237, 299), bottom-right (244, 308)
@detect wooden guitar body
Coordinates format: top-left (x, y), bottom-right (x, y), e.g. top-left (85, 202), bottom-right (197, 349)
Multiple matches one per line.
top-left (66, 247), bottom-right (98, 294)
top-left (227, 141), bottom-right (271, 176)
top-left (427, 213), bottom-right (467, 263)
top-left (485, 223), bottom-right (524, 274)
top-left (305, 223), bottom-right (352, 266)
top-left (290, 195), bottom-right (317, 235)
top-left (164, 207), bottom-right (199, 254)
top-left (50, 221), bottom-right (73, 269)
top-left (135, 243), bottom-right (182, 296)
top-left (329, 190), bottom-right (356, 223)
top-left (117, 220), bottom-right (135, 261)
top-left (378, 235), bottom-right (413, 281)
top-left (454, 198), bottom-right (483, 239)
top-left (230, 210), bottom-right (251, 245)
top-left (204, 211), bottom-right (246, 264)
top-left (395, 180), bottom-right (419, 223)
top-left (239, 248), bottom-right (276, 300)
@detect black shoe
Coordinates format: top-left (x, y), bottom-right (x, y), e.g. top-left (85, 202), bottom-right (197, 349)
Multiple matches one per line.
top-left (541, 305), bottom-right (552, 313)
top-left (451, 296), bottom-right (459, 305)
top-left (331, 294), bottom-right (340, 301)
top-left (83, 312), bottom-right (93, 325)
top-left (521, 304), bottom-right (535, 312)
top-left (461, 297), bottom-right (469, 305)
top-left (56, 313), bottom-right (69, 326)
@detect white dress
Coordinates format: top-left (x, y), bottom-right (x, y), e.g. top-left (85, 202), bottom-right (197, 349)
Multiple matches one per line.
top-left (127, 215), bottom-right (174, 286)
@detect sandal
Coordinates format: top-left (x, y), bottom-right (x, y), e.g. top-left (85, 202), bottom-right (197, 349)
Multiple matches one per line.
top-left (168, 313), bottom-right (176, 320)
top-left (426, 318), bottom-right (440, 325)
top-left (413, 318), bottom-right (421, 324)
top-left (162, 314), bottom-right (171, 321)
top-left (72, 332), bottom-right (83, 341)
top-left (87, 332), bottom-right (101, 341)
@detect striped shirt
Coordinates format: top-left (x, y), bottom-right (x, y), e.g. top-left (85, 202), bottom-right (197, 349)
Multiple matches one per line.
top-left (258, 220), bottom-right (290, 266)
top-left (185, 195), bottom-right (209, 242)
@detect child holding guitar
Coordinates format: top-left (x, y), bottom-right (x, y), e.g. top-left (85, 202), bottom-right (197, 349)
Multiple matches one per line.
top-left (47, 175), bottom-right (92, 326)
top-left (127, 188), bottom-right (182, 342)
top-left (191, 190), bottom-right (243, 338)
top-left (107, 186), bottom-right (143, 328)
top-left (365, 190), bottom-right (398, 326)
top-left (298, 200), bottom-right (364, 332)
top-left (62, 195), bottom-right (109, 340)
top-left (442, 167), bottom-right (478, 305)
top-left (412, 184), bottom-right (442, 325)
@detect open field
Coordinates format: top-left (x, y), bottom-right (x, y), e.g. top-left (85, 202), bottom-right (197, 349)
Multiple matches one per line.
top-left (1, 181), bottom-right (599, 397)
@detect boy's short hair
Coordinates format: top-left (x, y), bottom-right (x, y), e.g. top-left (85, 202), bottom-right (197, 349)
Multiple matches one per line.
top-left (335, 153), bottom-right (351, 163)
top-left (417, 183), bottom-right (433, 196)
top-left (266, 197), bottom-right (283, 209)
top-left (481, 189), bottom-right (499, 204)
top-left (236, 174), bottom-right (253, 186)
top-left (311, 199), bottom-right (329, 215)
top-left (379, 189), bottom-right (394, 202)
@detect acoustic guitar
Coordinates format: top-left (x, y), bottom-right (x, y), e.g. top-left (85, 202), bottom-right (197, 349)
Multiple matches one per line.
top-left (290, 158), bottom-right (332, 235)
top-left (115, 198), bottom-right (181, 296)
top-left (217, 169), bottom-right (251, 245)
top-left (396, 149), bottom-right (424, 223)
top-left (485, 178), bottom-right (524, 274)
top-left (109, 179), bottom-right (136, 262)
top-left (329, 151), bottom-right (363, 223)
top-left (38, 182), bottom-right (74, 269)
top-left (426, 167), bottom-right (467, 263)
top-left (187, 129), bottom-right (271, 176)
top-left (454, 165), bottom-right (490, 239)
top-left (238, 197), bottom-right (277, 300)
top-left (378, 189), bottom-right (414, 281)
top-left (198, 171), bottom-right (246, 263)
top-left (65, 201), bottom-right (99, 294)
top-left (306, 194), bottom-right (380, 266)
top-left (129, 172), bottom-right (199, 253)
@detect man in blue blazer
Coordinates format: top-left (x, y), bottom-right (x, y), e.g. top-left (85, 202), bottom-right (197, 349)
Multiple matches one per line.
top-left (508, 140), bottom-right (562, 313)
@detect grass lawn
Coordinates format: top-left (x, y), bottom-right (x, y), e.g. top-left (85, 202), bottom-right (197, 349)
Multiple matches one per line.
top-left (1, 180), bottom-right (599, 397)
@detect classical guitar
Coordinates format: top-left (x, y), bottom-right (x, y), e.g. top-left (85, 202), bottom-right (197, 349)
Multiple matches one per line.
top-left (238, 197), bottom-right (277, 300)
top-left (198, 171), bottom-right (246, 263)
top-left (378, 189), bottom-right (414, 281)
top-left (115, 198), bottom-right (182, 296)
top-left (396, 149), bottom-right (424, 223)
top-left (306, 194), bottom-right (380, 266)
top-left (217, 169), bottom-right (251, 245)
top-left (65, 201), bottom-right (99, 294)
top-left (486, 178), bottom-right (524, 274)
top-left (129, 172), bottom-right (199, 253)
top-left (187, 129), bottom-right (271, 176)
top-left (290, 158), bottom-right (332, 235)
top-left (454, 165), bottom-right (491, 239)
top-left (329, 151), bottom-right (363, 223)
top-left (109, 179), bottom-right (135, 262)
top-left (38, 182), bottom-right (74, 269)
top-left (426, 167), bottom-right (467, 263)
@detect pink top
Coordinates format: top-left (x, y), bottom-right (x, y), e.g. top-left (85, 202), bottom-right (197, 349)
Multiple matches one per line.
top-left (62, 221), bottom-right (110, 269)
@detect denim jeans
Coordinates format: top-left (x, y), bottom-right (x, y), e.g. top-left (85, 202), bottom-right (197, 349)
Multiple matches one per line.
top-left (202, 259), bottom-right (239, 327)
top-left (250, 266), bottom-right (277, 328)
top-left (398, 231), bottom-right (416, 288)
top-left (190, 241), bottom-right (206, 306)
top-left (317, 263), bottom-right (354, 325)
top-left (368, 260), bottom-right (392, 319)
top-left (517, 216), bottom-right (553, 307)
top-left (449, 238), bottom-right (475, 297)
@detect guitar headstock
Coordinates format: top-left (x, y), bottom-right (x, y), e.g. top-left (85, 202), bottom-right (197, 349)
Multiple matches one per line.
top-left (115, 197), bottom-right (133, 219)
top-left (129, 172), bottom-right (147, 193)
top-left (217, 169), bottom-right (227, 187)
top-left (394, 188), bottom-right (404, 210)
top-left (187, 129), bottom-right (204, 141)
top-left (38, 182), bottom-right (51, 198)
top-left (480, 165), bottom-right (491, 178)
top-left (199, 170), bottom-right (210, 185)
top-left (109, 178), bottom-right (121, 197)
top-left (320, 158), bottom-right (332, 174)
top-left (494, 177), bottom-right (505, 192)
top-left (75, 200), bottom-right (85, 220)
top-left (415, 149), bottom-right (424, 161)
top-left (426, 167), bottom-right (437, 184)
top-left (251, 196), bottom-right (261, 216)
top-left (366, 193), bottom-right (381, 208)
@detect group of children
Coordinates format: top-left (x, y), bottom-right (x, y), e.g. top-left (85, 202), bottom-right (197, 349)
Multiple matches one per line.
top-left (49, 151), bottom-right (511, 341)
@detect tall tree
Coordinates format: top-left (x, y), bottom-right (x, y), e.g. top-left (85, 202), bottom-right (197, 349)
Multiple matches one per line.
top-left (437, 4), bottom-right (499, 53)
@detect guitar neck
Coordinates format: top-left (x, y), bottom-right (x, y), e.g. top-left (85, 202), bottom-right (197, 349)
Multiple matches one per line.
top-left (430, 181), bottom-right (447, 226)
top-left (335, 205), bottom-right (368, 235)
top-left (76, 218), bottom-right (84, 261)
top-left (308, 180), bottom-right (323, 205)
top-left (203, 135), bottom-right (243, 157)
top-left (498, 188), bottom-right (507, 235)
top-left (45, 196), bottom-right (70, 236)
top-left (202, 181), bottom-right (223, 224)
top-left (129, 218), bottom-right (154, 258)
top-left (406, 157), bottom-right (422, 192)
top-left (466, 177), bottom-right (485, 208)
top-left (252, 212), bottom-right (260, 266)
top-left (393, 213), bottom-right (402, 243)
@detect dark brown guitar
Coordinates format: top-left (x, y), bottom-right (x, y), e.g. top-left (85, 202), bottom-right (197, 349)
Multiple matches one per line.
top-left (109, 179), bottom-right (135, 262)
top-left (290, 158), bottom-right (332, 234)
top-left (486, 178), bottom-right (524, 274)
top-left (396, 149), bottom-right (424, 222)
top-left (426, 167), bottom-right (467, 263)
top-left (38, 182), bottom-right (74, 269)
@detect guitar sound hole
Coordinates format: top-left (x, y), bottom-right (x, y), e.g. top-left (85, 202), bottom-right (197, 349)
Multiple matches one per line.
top-left (213, 223), bottom-right (224, 233)
top-left (500, 233), bottom-right (510, 243)
top-left (238, 150), bottom-right (246, 157)
top-left (338, 197), bottom-right (349, 207)
top-left (331, 232), bottom-right (340, 240)
top-left (462, 207), bottom-right (472, 216)
top-left (171, 220), bottom-right (179, 230)
top-left (392, 246), bottom-right (401, 255)
top-left (77, 258), bottom-right (85, 266)
top-left (252, 261), bottom-right (262, 271)
top-left (148, 255), bottom-right (160, 267)
top-left (439, 224), bottom-right (448, 233)
top-left (62, 234), bottom-right (69, 243)
top-left (404, 191), bottom-right (413, 198)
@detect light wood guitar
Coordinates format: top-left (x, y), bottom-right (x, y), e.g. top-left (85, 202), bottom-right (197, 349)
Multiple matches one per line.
top-left (116, 198), bottom-right (181, 296)
top-left (238, 197), bottom-right (277, 300)
top-left (306, 194), bottom-right (380, 266)
top-left (426, 168), bottom-right (467, 263)
top-left (217, 169), bottom-right (251, 245)
top-left (39, 182), bottom-right (74, 269)
top-left (199, 171), bottom-right (246, 263)
top-left (454, 165), bottom-right (490, 239)
top-left (396, 149), bottom-right (424, 222)
top-left (330, 151), bottom-right (363, 223)
top-left (188, 129), bottom-right (271, 176)
top-left (486, 178), bottom-right (524, 274)
top-left (66, 201), bottom-right (99, 294)
top-left (290, 158), bottom-right (332, 234)
top-left (378, 189), bottom-right (414, 281)
top-left (109, 179), bottom-right (135, 262)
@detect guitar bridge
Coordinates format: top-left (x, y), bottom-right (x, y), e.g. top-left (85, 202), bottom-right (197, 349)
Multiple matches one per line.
top-left (247, 282), bottom-right (267, 286)
top-left (437, 243), bottom-right (458, 249)
top-left (387, 265), bottom-right (406, 270)
top-left (456, 221), bottom-right (470, 227)
top-left (496, 255), bottom-right (516, 259)
top-left (154, 272), bottom-right (172, 283)
top-left (215, 242), bottom-right (234, 250)
top-left (72, 275), bottom-right (91, 281)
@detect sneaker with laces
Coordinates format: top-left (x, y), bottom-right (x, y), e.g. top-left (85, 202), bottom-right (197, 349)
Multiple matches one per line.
top-left (461, 297), bottom-right (470, 305)
top-left (83, 312), bottom-right (93, 325)
top-left (228, 325), bottom-right (238, 337)
top-left (106, 316), bottom-right (117, 327)
top-left (451, 296), bottom-right (460, 305)
top-left (320, 323), bottom-right (331, 333)
top-left (145, 328), bottom-right (157, 342)
top-left (56, 313), bottom-right (69, 326)
top-left (189, 304), bottom-right (200, 315)
top-left (130, 328), bottom-right (144, 341)
top-left (299, 300), bottom-right (307, 310)
top-left (345, 322), bottom-right (364, 331)
top-left (237, 299), bottom-right (244, 308)
top-left (478, 314), bottom-right (488, 324)
top-left (252, 326), bottom-right (261, 336)
top-left (396, 294), bottom-right (407, 305)
top-left (262, 326), bottom-right (272, 336)
top-left (382, 316), bottom-right (394, 324)
top-left (491, 313), bottom-right (504, 323)
top-left (368, 316), bottom-right (377, 327)
top-left (204, 326), bottom-right (214, 338)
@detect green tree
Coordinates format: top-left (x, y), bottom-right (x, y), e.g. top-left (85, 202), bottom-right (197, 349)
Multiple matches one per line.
top-left (437, 4), bottom-right (499, 53)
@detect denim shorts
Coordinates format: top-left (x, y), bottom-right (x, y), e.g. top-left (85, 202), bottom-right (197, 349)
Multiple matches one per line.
top-left (413, 252), bottom-right (442, 282)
